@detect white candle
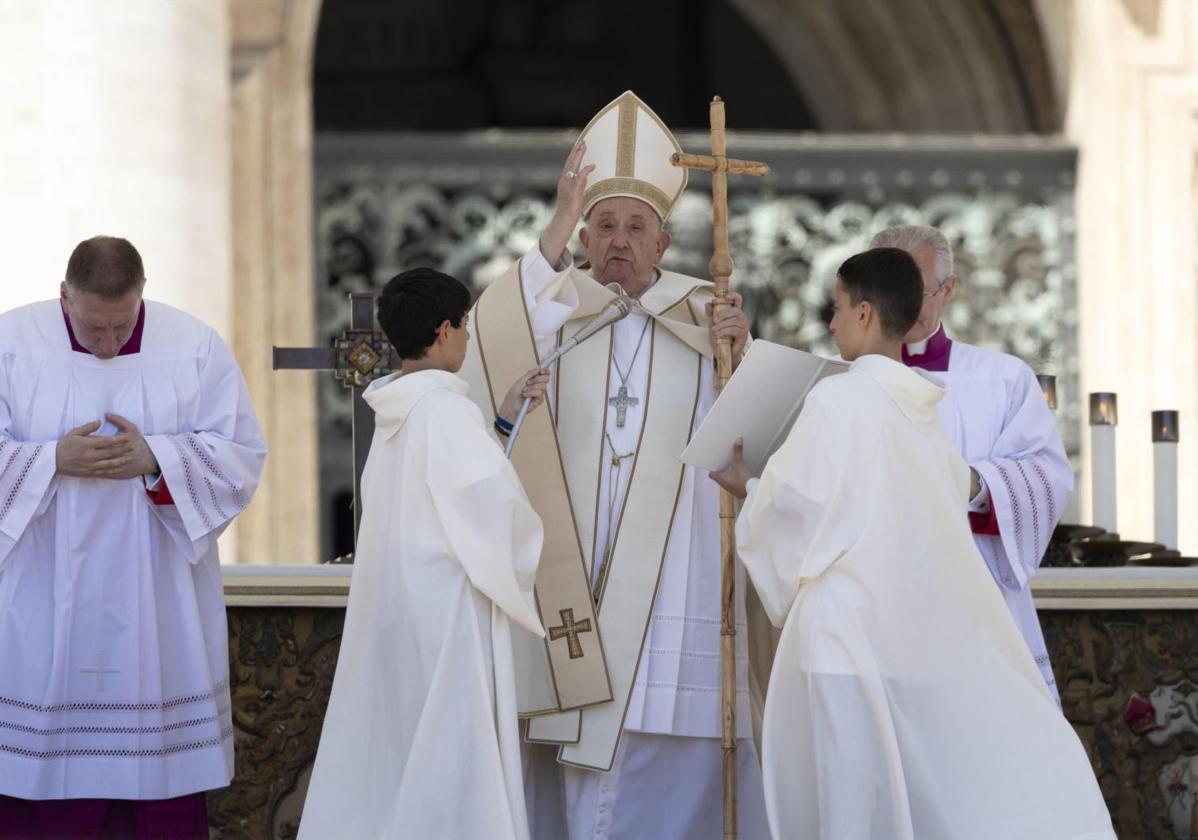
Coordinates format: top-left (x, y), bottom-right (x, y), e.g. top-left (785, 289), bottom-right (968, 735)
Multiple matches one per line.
top-left (1153, 410), bottom-right (1180, 549)
top-left (1036, 374), bottom-right (1058, 411)
top-left (1090, 393), bottom-right (1118, 533)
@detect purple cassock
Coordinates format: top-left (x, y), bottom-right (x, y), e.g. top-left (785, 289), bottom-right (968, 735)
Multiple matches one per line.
top-left (0, 792), bottom-right (207, 839)
top-left (0, 302), bottom-right (209, 839)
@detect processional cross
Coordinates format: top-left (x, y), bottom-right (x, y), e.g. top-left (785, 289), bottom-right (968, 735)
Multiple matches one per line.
top-left (671, 96), bottom-right (769, 840)
top-left (274, 293), bottom-right (399, 558)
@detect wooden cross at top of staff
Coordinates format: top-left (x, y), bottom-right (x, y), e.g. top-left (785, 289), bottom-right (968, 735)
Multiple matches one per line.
top-left (671, 96), bottom-right (769, 840)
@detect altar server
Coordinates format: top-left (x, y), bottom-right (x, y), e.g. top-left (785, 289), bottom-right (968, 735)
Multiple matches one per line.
top-left (300, 268), bottom-right (550, 840)
top-left (713, 247), bottom-right (1114, 840)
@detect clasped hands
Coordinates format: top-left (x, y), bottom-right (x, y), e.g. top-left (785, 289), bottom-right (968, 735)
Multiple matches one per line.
top-left (55, 414), bottom-right (159, 480)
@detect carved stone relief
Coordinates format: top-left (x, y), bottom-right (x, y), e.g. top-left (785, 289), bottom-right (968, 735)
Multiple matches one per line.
top-left (212, 606), bottom-right (1195, 838)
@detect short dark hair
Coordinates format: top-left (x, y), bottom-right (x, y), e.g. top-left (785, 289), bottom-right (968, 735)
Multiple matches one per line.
top-left (836, 247), bottom-right (923, 338)
top-left (377, 268), bottom-right (471, 360)
top-left (65, 236), bottom-right (146, 300)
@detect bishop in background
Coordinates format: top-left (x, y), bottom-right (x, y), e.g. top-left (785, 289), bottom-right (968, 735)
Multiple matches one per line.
top-left (462, 91), bottom-right (770, 839)
top-left (872, 224), bottom-right (1072, 699)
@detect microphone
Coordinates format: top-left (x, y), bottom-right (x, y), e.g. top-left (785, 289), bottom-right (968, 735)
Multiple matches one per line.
top-left (505, 295), bottom-right (635, 457)
top-left (541, 295), bottom-right (634, 367)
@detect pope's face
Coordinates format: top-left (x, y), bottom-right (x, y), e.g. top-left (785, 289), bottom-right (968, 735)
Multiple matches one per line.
top-left (828, 278), bottom-right (865, 361)
top-left (580, 197), bottom-right (671, 296)
top-left (60, 282), bottom-right (142, 360)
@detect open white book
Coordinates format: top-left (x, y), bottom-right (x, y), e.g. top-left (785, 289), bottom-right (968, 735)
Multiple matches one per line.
top-left (680, 340), bottom-right (849, 474)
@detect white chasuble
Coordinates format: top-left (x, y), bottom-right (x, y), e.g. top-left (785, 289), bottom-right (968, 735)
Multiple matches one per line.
top-left (299, 371), bottom-right (544, 840)
top-left (737, 355), bottom-right (1114, 840)
top-left (462, 248), bottom-right (755, 771)
top-left (0, 300), bottom-right (265, 800)
top-left (924, 336), bottom-right (1073, 697)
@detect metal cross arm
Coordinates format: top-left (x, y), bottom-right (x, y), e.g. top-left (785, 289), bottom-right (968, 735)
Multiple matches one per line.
top-left (273, 292), bottom-right (400, 555)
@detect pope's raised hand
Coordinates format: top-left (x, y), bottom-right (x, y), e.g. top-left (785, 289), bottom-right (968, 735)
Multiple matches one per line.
top-left (539, 142), bottom-right (596, 265)
top-left (554, 141), bottom-right (595, 225)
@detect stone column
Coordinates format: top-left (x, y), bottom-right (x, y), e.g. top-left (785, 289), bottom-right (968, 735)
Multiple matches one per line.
top-left (1067, 0), bottom-right (1198, 552)
top-left (0, 1), bottom-right (245, 562)
top-left (229, 0), bottom-right (322, 565)
top-left (0, 0), bottom-right (231, 331)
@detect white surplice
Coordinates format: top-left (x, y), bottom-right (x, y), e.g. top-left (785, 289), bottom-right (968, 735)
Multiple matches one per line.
top-left (0, 300), bottom-right (265, 800)
top-left (299, 370), bottom-right (545, 840)
top-left (737, 354), bottom-right (1114, 840)
top-left (516, 248), bottom-right (768, 840)
top-left (908, 328), bottom-right (1072, 696)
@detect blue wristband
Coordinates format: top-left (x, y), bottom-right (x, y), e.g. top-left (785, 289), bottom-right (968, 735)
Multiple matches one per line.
top-left (494, 415), bottom-right (514, 435)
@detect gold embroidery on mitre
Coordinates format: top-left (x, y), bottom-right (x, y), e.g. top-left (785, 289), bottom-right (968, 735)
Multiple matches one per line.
top-left (583, 179), bottom-right (673, 221)
top-left (616, 96), bottom-right (637, 178)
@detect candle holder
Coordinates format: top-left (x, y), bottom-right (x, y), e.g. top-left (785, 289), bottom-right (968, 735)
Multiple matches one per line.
top-left (1153, 410), bottom-right (1179, 549)
top-left (1089, 392), bottom-right (1118, 533)
top-left (1037, 374), bottom-right (1058, 410)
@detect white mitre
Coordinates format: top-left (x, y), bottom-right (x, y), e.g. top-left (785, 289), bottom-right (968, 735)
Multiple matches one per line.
top-left (579, 90), bottom-right (687, 222)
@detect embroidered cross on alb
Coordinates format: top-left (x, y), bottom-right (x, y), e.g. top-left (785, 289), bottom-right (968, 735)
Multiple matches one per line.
top-left (79, 649), bottom-right (120, 692)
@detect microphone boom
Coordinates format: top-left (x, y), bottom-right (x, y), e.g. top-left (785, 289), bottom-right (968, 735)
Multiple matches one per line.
top-left (504, 295), bottom-right (634, 456)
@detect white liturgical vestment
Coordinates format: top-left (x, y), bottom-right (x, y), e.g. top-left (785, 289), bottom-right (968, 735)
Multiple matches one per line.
top-left (905, 326), bottom-right (1071, 696)
top-left (514, 247), bottom-right (754, 743)
top-left (472, 248), bottom-right (769, 840)
top-left (0, 300), bottom-right (265, 800)
top-left (299, 370), bottom-right (545, 840)
top-left (737, 354), bottom-right (1114, 840)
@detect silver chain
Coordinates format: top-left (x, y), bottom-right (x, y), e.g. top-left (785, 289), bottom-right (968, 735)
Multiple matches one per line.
top-left (611, 313), bottom-right (652, 388)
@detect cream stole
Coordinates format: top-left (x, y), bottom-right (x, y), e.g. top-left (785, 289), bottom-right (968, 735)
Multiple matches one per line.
top-left (465, 259), bottom-right (711, 770)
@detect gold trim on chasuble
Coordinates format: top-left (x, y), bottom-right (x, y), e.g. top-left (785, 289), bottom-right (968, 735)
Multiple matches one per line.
top-left (469, 263), bottom-right (613, 716)
top-left (529, 289), bottom-right (704, 772)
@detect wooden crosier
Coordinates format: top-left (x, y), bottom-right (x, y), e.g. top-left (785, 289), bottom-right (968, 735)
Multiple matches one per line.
top-left (671, 96), bottom-right (768, 840)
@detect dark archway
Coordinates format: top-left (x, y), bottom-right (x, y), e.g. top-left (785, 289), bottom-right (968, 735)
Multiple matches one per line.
top-left (313, 0), bottom-right (816, 131)
top-left (730, 0), bottom-right (1061, 133)
top-left (313, 0), bottom-right (1061, 134)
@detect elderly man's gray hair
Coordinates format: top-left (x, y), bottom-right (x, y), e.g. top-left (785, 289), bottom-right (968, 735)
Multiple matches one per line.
top-left (869, 225), bottom-right (954, 284)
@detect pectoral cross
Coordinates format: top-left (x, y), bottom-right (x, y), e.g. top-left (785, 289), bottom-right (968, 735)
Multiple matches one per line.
top-left (548, 608), bottom-right (592, 660)
top-left (608, 385), bottom-right (639, 428)
top-left (79, 650), bottom-right (120, 692)
top-left (273, 293), bottom-right (399, 556)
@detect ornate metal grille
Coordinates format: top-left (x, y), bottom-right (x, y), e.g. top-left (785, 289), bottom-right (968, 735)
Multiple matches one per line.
top-left (314, 132), bottom-right (1077, 557)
